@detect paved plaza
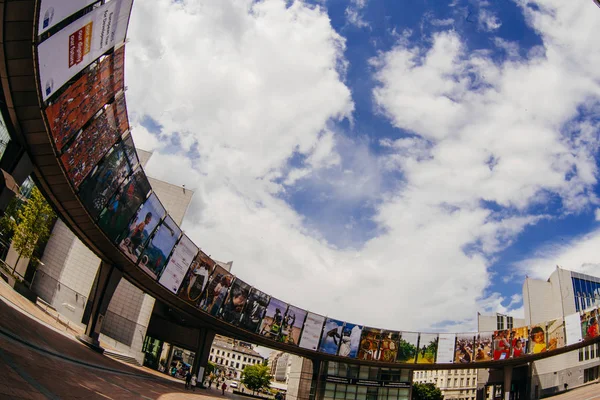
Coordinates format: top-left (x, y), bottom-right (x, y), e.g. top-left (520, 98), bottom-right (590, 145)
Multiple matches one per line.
top-left (0, 280), bottom-right (248, 399)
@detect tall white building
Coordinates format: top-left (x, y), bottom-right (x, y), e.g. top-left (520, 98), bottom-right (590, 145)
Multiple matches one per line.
top-left (31, 149), bottom-right (194, 363)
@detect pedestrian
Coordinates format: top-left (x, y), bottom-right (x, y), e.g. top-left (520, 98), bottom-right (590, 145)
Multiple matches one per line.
top-left (221, 381), bottom-right (227, 395)
top-left (185, 370), bottom-right (192, 390)
top-left (191, 374), bottom-right (197, 391)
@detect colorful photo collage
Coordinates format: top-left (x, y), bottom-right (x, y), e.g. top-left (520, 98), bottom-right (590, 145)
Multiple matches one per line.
top-left (177, 250), bottom-right (215, 306)
top-left (239, 288), bottom-right (270, 333)
top-left (218, 278), bottom-right (251, 326)
top-left (44, 47), bottom-right (125, 152)
top-left (198, 265), bottom-right (234, 317)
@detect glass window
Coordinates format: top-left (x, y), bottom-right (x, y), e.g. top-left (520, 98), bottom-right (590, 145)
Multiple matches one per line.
top-left (356, 387), bottom-right (367, 400)
top-left (369, 367), bottom-right (379, 380)
top-left (359, 366), bottom-right (370, 379)
top-left (397, 388), bottom-right (410, 400)
top-left (507, 316), bottom-right (513, 329)
top-left (348, 365), bottom-right (360, 379)
top-left (378, 388), bottom-right (388, 400)
top-left (497, 315), bottom-right (504, 330)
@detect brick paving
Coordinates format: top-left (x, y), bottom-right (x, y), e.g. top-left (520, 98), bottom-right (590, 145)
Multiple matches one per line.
top-left (0, 281), bottom-right (242, 399)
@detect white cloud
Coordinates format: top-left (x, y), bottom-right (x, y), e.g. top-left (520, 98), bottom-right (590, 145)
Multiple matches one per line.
top-left (125, 0), bottom-right (600, 333)
top-left (345, 0), bottom-right (369, 28)
top-left (478, 8), bottom-right (501, 32)
top-left (596, 208), bottom-right (600, 221)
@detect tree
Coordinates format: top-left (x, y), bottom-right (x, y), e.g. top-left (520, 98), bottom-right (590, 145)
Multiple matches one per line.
top-left (10, 187), bottom-right (55, 274)
top-left (241, 364), bottom-right (272, 394)
top-left (412, 383), bottom-right (443, 400)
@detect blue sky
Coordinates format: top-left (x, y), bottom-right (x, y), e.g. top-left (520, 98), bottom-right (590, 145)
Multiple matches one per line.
top-left (126, 0), bottom-right (600, 332)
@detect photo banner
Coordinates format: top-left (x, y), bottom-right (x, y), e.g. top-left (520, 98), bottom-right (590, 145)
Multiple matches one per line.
top-left (492, 330), bottom-right (511, 361)
top-left (337, 323), bottom-right (362, 359)
top-left (117, 193), bottom-right (165, 263)
top-left (547, 319), bottom-right (565, 351)
top-left (259, 298), bottom-right (288, 341)
top-left (177, 251), bottom-right (215, 306)
top-left (357, 328), bottom-right (381, 361)
top-left (139, 215), bottom-right (181, 280)
top-left (416, 333), bottom-right (438, 364)
top-left (528, 324), bottom-right (547, 354)
top-left (281, 306), bottom-right (307, 346)
top-left (581, 307), bottom-right (599, 341)
top-left (319, 318), bottom-right (345, 355)
top-left (218, 278), bottom-right (251, 326)
top-left (44, 47), bottom-right (125, 151)
top-left (474, 332), bottom-right (493, 362)
top-left (565, 312), bottom-right (583, 345)
top-left (455, 334), bottom-right (475, 363)
top-left (38, 0), bottom-right (99, 35)
top-left (397, 332), bottom-right (419, 363)
top-left (198, 265), bottom-right (233, 316)
top-left (298, 312), bottom-right (326, 351)
top-left (97, 168), bottom-right (150, 241)
top-left (379, 331), bottom-right (401, 363)
top-left (158, 235), bottom-right (198, 294)
top-left (435, 333), bottom-right (455, 364)
top-left (240, 288), bottom-right (270, 333)
top-left (37, 0), bottom-right (134, 101)
top-left (509, 327), bottom-right (528, 358)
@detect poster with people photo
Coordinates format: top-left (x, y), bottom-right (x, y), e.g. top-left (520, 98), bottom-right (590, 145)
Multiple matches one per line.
top-left (198, 265), bottom-right (234, 316)
top-left (61, 102), bottom-right (122, 189)
top-left (177, 251), bottom-right (215, 306)
top-left (416, 333), bottom-right (438, 364)
top-left (378, 330), bottom-right (400, 363)
top-left (298, 312), bottom-right (326, 351)
top-left (280, 305), bottom-right (307, 346)
top-left (508, 327), bottom-right (528, 358)
top-left (337, 322), bottom-right (362, 359)
top-left (474, 332), bottom-right (493, 362)
top-left (397, 332), bottom-right (419, 364)
top-left (239, 288), bottom-right (270, 333)
top-left (218, 278), bottom-right (251, 326)
top-left (78, 141), bottom-right (131, 219)
top-left (117, 193), bottom-right (165, 263)
top-left (547, 319), bottom-right (565, 350)
top-left (319, 318), bottom-right (345, 355)
top-left (158, 235), bottom-right (199, 294)
top-left (259, 298), bottom-right (288, 341)
top-left (357, 327), bottom-right (381, 361)
top-left (492, 330), bottom-right (511, 360)
top-left (581, 307), bottom-right (599, 341)
top-left (138, 215), bottom-right (181, 280)
top-left (435, 333), bottom-right (456, 364)
top-left (97, 169), bottom-right (150, 242)
top-left (528, 324), bottom-right (547, 354)
top-left (44, 48), bottom-right (124, 151)
top-left (454, 334), bottom-right (475, 363)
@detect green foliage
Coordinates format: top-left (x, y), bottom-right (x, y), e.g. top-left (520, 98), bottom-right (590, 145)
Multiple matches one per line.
top-left (205, 361), bottom-right (215, 375)
top-left (412, 383), bottom-right (443, 400)
top-left (0, 196), bottom-right (22, 239)
top-left (241, 364), bottom-right (272, 393)
top-left (11, 187), bottom-right (55, 267)
top-left (396, 339), bottom-right (417, 362)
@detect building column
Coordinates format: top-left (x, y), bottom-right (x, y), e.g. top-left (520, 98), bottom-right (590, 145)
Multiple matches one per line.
top-left (311, 359), bottom-right (325, 400)
top-left (77, 261), bottom-right (122, 353)
top-left (191, 327), bottom-right (216, 387)
top-left (503, 365), bottom-right (513, 400)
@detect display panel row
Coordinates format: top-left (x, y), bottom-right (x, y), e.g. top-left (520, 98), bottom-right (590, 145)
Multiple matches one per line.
top-left (35, 1), bottom-right (600, 367)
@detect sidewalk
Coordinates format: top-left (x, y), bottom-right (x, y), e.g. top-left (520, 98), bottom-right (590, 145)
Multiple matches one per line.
top-left (0, 279), bottom-right (232, 399)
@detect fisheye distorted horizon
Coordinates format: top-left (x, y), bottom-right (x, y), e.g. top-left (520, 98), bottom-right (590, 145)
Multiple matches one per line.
top-left (123, 0), bottom-right (600, 332)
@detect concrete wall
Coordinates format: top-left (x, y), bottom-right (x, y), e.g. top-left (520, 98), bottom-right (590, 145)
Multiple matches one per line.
top-left (286, 356), bottom-right (314, 400)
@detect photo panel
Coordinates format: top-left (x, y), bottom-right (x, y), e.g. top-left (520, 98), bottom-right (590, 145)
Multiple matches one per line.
top-left (398, 332), bottom-right (419, 364)
top-left (454, 334), bottom-right (475, 363)
top-left (158, 235), bottom-right (199, 294)
top-left (198, 265), bottom-right (233, 316)
top-left (435, 333), bottom-right (456, 364)
top-left (298, 312), bottom-right (326, 351)
top-left (78, 141), bottom-right (131, 219)
top-left (239, 288), bottom-right (270, 333)
top-left (38, 0), bottom-right (99, 35)
top-left (117, 193), bottom-right (165, 263)
top-left (378, 330), bottom-right (401, 363)
top-left (177, 250), bottom-right (215, 306)
top-left (259, 298), bottom-right (288, 341)
top-left (416, 333), bottom-right (438, 364)
top-left (474, 332), bottom-right (493, 362)
top-left (44, 48), bottom-right (125, 151)
top-left (508, 326), bottom-right (528, 358)
top-left (138, 215), bottom-right (181, 280)
top-left (565, 312), bottom-right (583, 345)
top-left (121, 133), bottom-right (139, 169)
top-left (492, 330), bottom-right (511, 360)
top-left (281, 306), bottom-right (307, 346)
top-left (581, 307), bottom-right (599, 341)
top-left (547, 318), bottom-right (565, 351)
top-left (97, 168), bottom-right (150, 241)
top-left (218, 278), bottom-right (251, 326)
top-left (319, 318), bottom-right (345, 355)
top-left (528, 324), bottom-right (547, 354)
top-left (337, 322), bottom-right (362, 359)
top-left (357, 327), bottom-right (381, 361)
top-left (61, 102), bottom-right (122, 188)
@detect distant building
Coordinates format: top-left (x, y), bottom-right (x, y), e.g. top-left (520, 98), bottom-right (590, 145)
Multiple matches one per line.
top-left (413, 369), bottom-right (478, 400)
top-left (209, 337), bottom-right (264, 380)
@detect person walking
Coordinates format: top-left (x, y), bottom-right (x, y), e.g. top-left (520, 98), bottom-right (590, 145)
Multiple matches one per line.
top-left (221, 381), bottom-right (227, 395)
top-left (191, 374), bottom-right (197, 391)
top-left (185, 370), bottom-right (192, 390)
